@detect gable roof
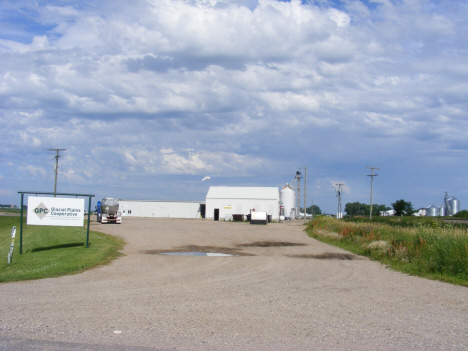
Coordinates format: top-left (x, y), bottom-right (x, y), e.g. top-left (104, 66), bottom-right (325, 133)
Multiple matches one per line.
top-left (206, 187), bottom-right (279, 200)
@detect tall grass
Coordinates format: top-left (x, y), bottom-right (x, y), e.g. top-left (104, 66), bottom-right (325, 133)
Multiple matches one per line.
top-left (0, 216), bottom-right (124, 282)
top-left (307, 216), bottom-right (468, 286)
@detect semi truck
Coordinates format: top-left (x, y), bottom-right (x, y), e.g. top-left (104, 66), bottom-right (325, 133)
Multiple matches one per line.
top-left (96, 197), bottom-right (122, 224)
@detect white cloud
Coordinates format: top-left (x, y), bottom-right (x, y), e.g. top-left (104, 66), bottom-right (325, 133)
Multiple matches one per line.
top-left (0, 0), bottom-right (467, 212)
top-left (20, 165), bottom-right (47, 177)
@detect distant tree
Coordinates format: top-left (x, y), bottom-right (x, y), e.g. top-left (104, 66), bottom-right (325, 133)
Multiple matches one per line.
top-left (345, 202), bottom-right (369, 216)
top-left (308, 205), bottom-right (321, 215)
top-left (300, 205), bottom-right (322, 215)
top-left (452, 210), bottom-right (468, 218)
top-left (345, 202), bottom-right (391, 217)
top-left (391, 199), bottom-right (414, 216)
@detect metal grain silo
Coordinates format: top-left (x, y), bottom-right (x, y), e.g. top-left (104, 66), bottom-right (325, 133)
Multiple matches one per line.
top-left (438, 204), bottom-right (446, 217)
top-left (448, 197), bottom-right (460, 215)
top-left (280, 185), bottom-right (296, 219)
top-left (426, 205), bottom-right (438, 217)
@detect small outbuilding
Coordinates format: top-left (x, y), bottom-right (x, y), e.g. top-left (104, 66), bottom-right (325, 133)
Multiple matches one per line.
top-left (205, 186), bottom-right (280, 221)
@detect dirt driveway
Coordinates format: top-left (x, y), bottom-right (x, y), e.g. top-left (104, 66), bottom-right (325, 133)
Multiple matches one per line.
top-left (1, 218), bottom-right (467, 350)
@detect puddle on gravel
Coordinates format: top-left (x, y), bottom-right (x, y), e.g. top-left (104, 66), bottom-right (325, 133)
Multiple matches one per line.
top-left (160, 252), bottom-right (234, 257)
top-left (140, 245), bottom-right (254, 256)
top-left (237, 241), bottom-right (307, 247)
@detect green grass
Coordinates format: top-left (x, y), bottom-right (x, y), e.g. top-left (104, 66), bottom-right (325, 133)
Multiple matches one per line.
top-left (306, 216), bottom-right (468, 286)
top-left (0, 216), bottom-right (124, 283)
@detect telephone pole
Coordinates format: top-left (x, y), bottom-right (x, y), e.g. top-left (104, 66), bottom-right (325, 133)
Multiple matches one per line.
top-left (366, 167), bottom-right (379, 221)
top-left (295, 171), bottom-right (301, 219)
top-left (299, 167), bottom-right (307, 223)
top-left (335, 183), bottom-right (344, 219)
top-left (49, 148), bottom-right (66, 196)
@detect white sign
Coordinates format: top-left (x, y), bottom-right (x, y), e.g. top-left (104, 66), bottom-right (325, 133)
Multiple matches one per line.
top-left (27, 197), bottom-right (85, 227)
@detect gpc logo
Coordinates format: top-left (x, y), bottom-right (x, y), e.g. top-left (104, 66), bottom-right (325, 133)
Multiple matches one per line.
top-left (34, 202), bottom-right (49, 220)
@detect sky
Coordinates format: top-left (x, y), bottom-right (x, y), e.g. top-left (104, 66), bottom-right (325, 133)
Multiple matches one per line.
top-left (1, 0), bottom-right (467, 214)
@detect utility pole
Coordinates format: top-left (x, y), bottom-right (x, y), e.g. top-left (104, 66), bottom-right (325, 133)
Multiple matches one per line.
top-left (335, 183), bottom-right (344, 219)
top-left (366, 167), bottom-right (379, 221)
top-left (295, 171), bottom-right (301, 219)
top-left (299, 167), bottom-right (307, 224)
top-left (49, 148), bottom-right (66, 196)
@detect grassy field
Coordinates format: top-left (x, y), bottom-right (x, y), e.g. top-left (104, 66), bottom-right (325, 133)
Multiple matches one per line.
top-left (306, 216), bottom-right (468, 286)
top-left (0, 215), bottom-right (124, 283)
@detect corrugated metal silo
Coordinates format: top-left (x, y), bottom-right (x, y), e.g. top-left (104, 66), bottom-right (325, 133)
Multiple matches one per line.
top-left (448, 197), bottom-right (460, 215)
top-left (438, 204), bottom-right (446, 217)
top-left (426, 205), bottom-right (438, 217)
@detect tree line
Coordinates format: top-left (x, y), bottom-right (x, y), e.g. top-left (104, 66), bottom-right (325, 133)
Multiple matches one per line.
top-left (345, 199), bottom-right (414, 217)
top-left (300, 199), bottom-right (415, 217)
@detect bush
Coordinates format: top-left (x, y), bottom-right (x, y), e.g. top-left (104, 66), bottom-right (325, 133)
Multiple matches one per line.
top-left (453, 210), bottom-right (468, 218)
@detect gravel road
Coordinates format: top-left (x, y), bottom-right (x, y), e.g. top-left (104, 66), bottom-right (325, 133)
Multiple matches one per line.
top-left (1, 217), bottom-right (467, 350)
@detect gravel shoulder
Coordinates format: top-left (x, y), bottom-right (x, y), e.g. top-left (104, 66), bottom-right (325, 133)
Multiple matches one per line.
top-left (1, 217), bottom-right (467, 350)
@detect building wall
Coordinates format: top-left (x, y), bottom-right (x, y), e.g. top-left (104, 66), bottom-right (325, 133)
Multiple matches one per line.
top-left (119, 200), bottom-right (203, 218)
top-left (206, 198), bottom-right (279, 220)
top-left (205, 187), bottom-right (280, 220)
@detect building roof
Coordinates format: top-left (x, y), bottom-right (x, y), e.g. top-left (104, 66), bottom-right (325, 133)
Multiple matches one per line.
top-left (206, 187), bottom-right (279, 200)
top-left (119, 200), bottom-right (204, 203)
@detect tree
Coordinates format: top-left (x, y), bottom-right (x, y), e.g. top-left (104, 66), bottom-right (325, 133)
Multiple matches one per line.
top-left (308, 205), bottom-right (321, 215)
top-left (391, 199), bottom-right (414, 216)
top-left (345, 202), bottom-right (391, 217)
top-left (300, 205), bottom-right (322, 215)
top-left (345, 202), bottom-right (368, 216)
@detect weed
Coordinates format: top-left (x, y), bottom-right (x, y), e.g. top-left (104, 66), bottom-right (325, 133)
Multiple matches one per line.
top-left (306, 216), bottom-right (468, 286)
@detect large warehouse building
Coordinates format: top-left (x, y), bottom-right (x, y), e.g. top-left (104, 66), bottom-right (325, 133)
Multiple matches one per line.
top-left (119, 200), bottom-right (205, 219)
top-left (205, 186), bottom-right (280, 221)
top-left (118, 186), bottom-right (280, 220)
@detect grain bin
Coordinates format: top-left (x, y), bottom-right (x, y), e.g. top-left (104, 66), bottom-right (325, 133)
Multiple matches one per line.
top-left (426, 205), bottom-right (438, 217)
top-left (280, 185), bottom-right (296, 219)
top-left (448, 197), bottom-right (460, 215)
top-left (438, 204), bottom-right (446, 217)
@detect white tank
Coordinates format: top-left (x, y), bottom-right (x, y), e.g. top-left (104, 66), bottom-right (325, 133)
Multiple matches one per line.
top-left (448, 197), bottom-right (460, 215)
top-left (281, 185), bottom-right (296, 219)
top-left (101, 197), bottom-right (119, 215)
top-left (426, 205), bottom-right (438, 217)
top-left (439, 204), bottom-right (446, 217)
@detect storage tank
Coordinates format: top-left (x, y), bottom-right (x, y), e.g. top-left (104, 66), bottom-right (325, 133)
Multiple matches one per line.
top-left (438, 204), bottom-right (446, 217)
top-left (426, 205), bottom-right (438, 217)
top-left (100, 197), bottom-right (119, 214)
top-left (280, 185), bottom-right (296, 219)
top-left (448, 197), bottom-right (460, 215)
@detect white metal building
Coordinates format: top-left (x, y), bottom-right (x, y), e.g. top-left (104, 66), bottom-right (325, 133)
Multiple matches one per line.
top-left (118, 200), bottom-right (205, 218)
top-left (205, 186), bottom-right (280, 221)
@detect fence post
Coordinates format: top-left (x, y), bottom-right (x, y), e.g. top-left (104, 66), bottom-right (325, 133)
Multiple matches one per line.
top-left (7, 226), bottom-right (16, 264)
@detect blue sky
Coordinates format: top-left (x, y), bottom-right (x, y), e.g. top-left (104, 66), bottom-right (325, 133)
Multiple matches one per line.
top-left (1, 0), bottom-right (467, 214)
